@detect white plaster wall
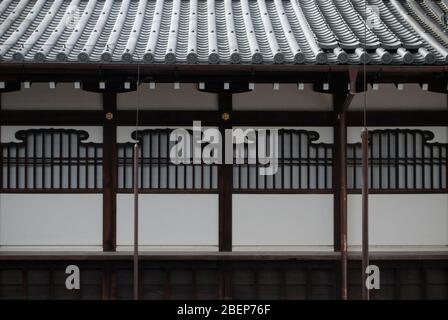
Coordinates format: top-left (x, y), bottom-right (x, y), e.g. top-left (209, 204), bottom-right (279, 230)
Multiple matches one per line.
top-left (347, 126), bottom-right (448, 144)
top-left (232, 195), bottom-right (333, 250)
top-left (351, 84), bottom-right (447, 110)
top-left (348, 194), bottom-right (448, 248)
top-left (1, 83), bottom-right (102, 110)
top-left (1, 126), bottom-right (103, 143)
top-left (117, 83), bottom-right (218, 110)
top-left (117, 126), bottom-right (333, 143)
top-left (2, 83), bottom-right (445, 112)
top-left (116, 194), bottom-right (219, 250)
top-left (0, 194), bottom-right (102, 250)
top-left (233, 84), bottom-right (333, 111)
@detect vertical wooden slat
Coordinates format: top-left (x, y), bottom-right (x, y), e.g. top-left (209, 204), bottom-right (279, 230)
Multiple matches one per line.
top-left (378, 132), bottom-right (382, 189)
top-left (49, 268), bottom-right (55, 300)
top-left (157, 131), bottom-right (161, 188)
top-left (164, 131), bottom-right (169, 189)
top-left (279, 268), bottom-right (286, 299)
top-left (6, 145), bottom-right (10, 189)
top-left (289, 132), bottom-right (293, 189)
top-left (51, 133), bottom-right (54, 188)
top-left (42, 132), bottom-right (46, 188)
top-left (413, 132), bottom-right (417, 189)
top-left (305, 267), bottom-right (312, 300)
top-left (395, 133), bottom-right (399, 188)
top-left (315, 141), bottom-right (319, 189)
top-left (164, 270), bottom-right (171, 300)
top-left (149, 133), bottom-right (153, 189)
top-left (103, 92), bottom-right (117, 252)
top-left (33, 134), bottom-right (36, 189)
top-left (387, 132), bottom-right (391, 189)
top-left (254, 269), bottom-right (259, 300)
top-left (307, 134), bottom-right (310, 189)
top-left (369, 131), bottom-right (374, 189)
top-left (430, 146), bottom-right (434, 189)
top-left (140, 133), bottom-right (144, 189)
top-left (94, 146), bottom-right (98, 189)
top-left (59, 132), bottom-right (63, 188)
top-left (438, 144), bottom-right (442, 189)
top-left (68, 133), bottom-right (72, 189)
top-left (102, 264), bottom-right (115, 300)
top-left (123, 145), bottom-right (127, 188)
top-left (394, 268), bottom-right (401, 300)
top-left (15, 141), bottom-right (19, 188)
top-left (420, 267), bottom-right (427, 300)
top-left (22, 269), bottom-right (28, 300)
top-left (85, 145), bottom-right (89, 188)
top-left (404, 132), bottom-right (408, 189)
top-left (192, 269), bottom-right (198, 300)
top-left (298, 133), bottom-right (302, 189)
top-left (219, 265), bottom-right (232, 300)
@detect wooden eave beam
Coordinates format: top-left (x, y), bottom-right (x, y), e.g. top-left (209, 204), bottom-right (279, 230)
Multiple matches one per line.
top-left (0, 64), bottom-right (446, 87)
top-left (1, 110), bottom-right (448, 126)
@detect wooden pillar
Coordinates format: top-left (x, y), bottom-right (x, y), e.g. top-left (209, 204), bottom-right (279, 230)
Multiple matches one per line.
top-left (333, 94), bottom-right (348, 300)
top-left (218, 92), bottom-right (233, 252)
top-left (102, 92), bottom-right (117, 251)
top-left (218, 92), bottom-right (233, 299)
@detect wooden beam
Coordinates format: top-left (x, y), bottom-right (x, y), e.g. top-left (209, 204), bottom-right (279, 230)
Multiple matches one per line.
top-left (0, 63), bottom-right (446, 85)
top-left (218, 92), bottom-right (233, 252)
top-left (347, 111), bottom-right (448, 126)
top-left (2, 110), bottom-right (448, 126)
top-left (103, 93), bottom-right (117, 252)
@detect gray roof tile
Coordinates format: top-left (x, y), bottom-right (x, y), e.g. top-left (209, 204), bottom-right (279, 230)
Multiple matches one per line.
top-left (0, 0), bottom-right (447, 64)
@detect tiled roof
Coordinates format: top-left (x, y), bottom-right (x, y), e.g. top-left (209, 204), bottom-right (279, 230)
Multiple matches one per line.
top-left (0, 0), bottom-right (448, 65)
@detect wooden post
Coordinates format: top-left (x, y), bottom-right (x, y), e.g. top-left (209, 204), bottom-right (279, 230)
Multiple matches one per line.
top-left (218, 92), bottom-right (233, 300)
top-left (102, 92), bottom-right (117, 251)
top-left (334, 93), bottom-right (349, 300)
top-left (218, 92), bottom-right (233, 252)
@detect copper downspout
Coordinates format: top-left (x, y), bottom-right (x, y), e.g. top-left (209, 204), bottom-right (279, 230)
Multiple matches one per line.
top-left (133, 143), bottom-right (139, 300)
top-left (340, 110), bottom-right (348, 300)
top-left (361, 129), bottom-right (369, 300)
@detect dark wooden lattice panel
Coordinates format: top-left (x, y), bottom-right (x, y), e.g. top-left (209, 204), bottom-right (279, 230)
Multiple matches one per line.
top-left (233, 129), bottom-right (333, 191)
top-left (348, 129), bottom-right (448, 191)
top-left (1, 129), bottom-right (102, 191)
top-left (114, 263), bottom-right (219, 300)
top-left (348, 261), bottom-right (448, 300)
top-left (1, 128), bottom-right (446, 193)
top-left (117, 129), bottom-right (218, 192)
top-left (0, 260), bottom-right (447, 300)
top-left (0, 263), bottom-right (102, 300)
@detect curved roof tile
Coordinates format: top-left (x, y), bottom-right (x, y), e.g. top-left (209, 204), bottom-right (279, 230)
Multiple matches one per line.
top-left (0, 0), bottom-right (447, 64)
